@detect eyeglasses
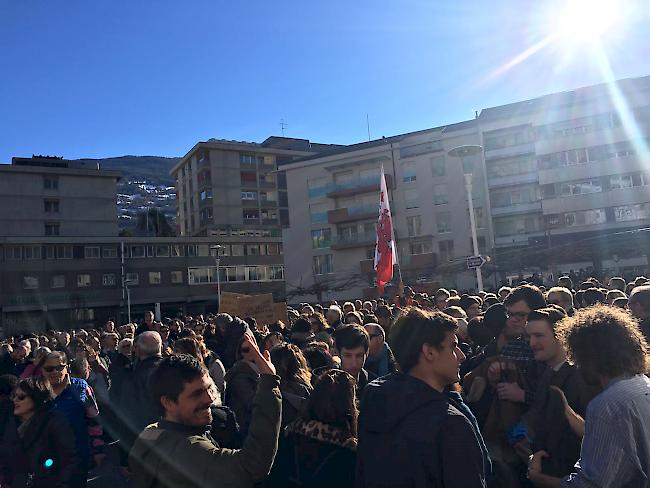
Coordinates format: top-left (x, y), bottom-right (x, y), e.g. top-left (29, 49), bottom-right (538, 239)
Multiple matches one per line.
top-left (505, 311), bottom-right (529, 320)
top-left (43, 364), bottom-right (66, 373)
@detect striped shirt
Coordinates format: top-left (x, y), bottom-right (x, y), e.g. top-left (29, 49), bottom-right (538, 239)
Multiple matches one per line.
top-left (564, 374), bottom-right (650, 487)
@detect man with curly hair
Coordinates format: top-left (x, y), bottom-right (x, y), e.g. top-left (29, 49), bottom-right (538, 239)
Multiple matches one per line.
top-left (527, 305), bottom-right (650, 488)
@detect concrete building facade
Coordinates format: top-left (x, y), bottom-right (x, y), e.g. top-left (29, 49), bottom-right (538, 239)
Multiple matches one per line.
top-left (480, 75), bottom-right (650, 280)
top-left (0, 236), bottom-right (286, 335)
top-left (0, 157), bottom-right (120, 237)
top-left (281, 121), bottom-right (492, 303)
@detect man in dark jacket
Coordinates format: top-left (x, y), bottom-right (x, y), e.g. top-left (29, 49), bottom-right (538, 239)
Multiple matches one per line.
top-left (129, 333), bottom-right (282, 488)
top-left (524, 307), bottom-right (599, 477)
top-left (120, 331), bottom-right (163, 450)
top-left (363, 323), bottom-right (397, 378)
top-left (356, 308), bottom-right (486, 487)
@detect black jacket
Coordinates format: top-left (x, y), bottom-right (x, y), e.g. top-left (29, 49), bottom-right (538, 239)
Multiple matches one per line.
top-left (356, 373), bottom-right (486, 488)
top-left (267, 418), bottom-right (357, 488)
top-left (15, 410), bottom-right (83, 488)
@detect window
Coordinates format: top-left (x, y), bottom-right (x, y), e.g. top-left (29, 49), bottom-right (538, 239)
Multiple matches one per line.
top-left (171, 271), bottom-right (184, 284)
top-left (431, 156), bottom-right (446, 177)
top-left (102, 274), bottom-right (116, 286)
top-left (402, 163), bottom-right (417, 182)
top-left (409, 240), bottom-right (432, 255)
top-left (130, 245), bottom-right (145, 258)
top-left (7, 246), bottom-right (22, 260)
top-left (406, 215), bottom-right (422, 237)
top-left (487, 156), bottom-right (537, 178)
top-left (558, 179), bottom-right (603, 196)
top-left (439, 240), bottom-right (454, 261)
top-left (149, 272), bottom-right (162, 285)
top-left (268, 265), bottom-right (285, 280)
top-left (23, 246), bottom-right (42, 260)
top-left (44, 223), bottom-right (60, 236)
top-left (171, 244), bottom-right (185, 257)
top-left (246, 244), bottom-right (260, 256)
top-left (338, 225), bottom-right (358, 241)
top-left (313, 254), bottom-right (334, 275)
top-left (77, 274), bottom-right (91, 287)
top-left (614, 204), bottom-right (650, 222)
top-left (231, 244), bottom-right (245, 256)
top-left (310, 206), bottom-right (328, 224)
top-left (23, 276), bottom-right (39, 289)
top-left (404, 189), bottom-right (419, 209)
top-left (610, 173), bottom-right (646, 190)
top-left (43, 175), bottom-right (59, 190)
top-left (433, 184), bottom-right (448, 205)
top-left (44, 199), bottom-right (59, 213)
top-left (241, 191), bottom-right (258, 200)
top-left (84, 246), bottom-right (100, 259)
top-left (51, 275), bottom-right (65, 288)
top-left (240, 154), bottom-right (258, 165)
top-left (436, 212), bottom-right (451, 233)
top-left (188, 267), bottom-right (218, 285)
top-left (102, 247), bottom-right (118, 258)
top-left (311, 228), bottom-right (332, 248)
top-left (187, 245), bottom-right (198, 257)
top-left (200, 190), bottom-right (212, 200)
top-left (56, 246), bottom-right (73, 259)
top-left (247, 266), bottom-right (264, 281)
top-left (156, 245), bottom-right (170, 257)
top-left (125, 272), bottom-right (139, 285)
top-left (147, 245), bottom-right (155, 257)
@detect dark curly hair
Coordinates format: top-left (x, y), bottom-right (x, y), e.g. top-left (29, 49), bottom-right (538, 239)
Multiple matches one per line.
top-left (17, 377), bottom-right (54, 412)
top-left (304, 369), bottom-right (358, 437)
top-left (556, 305), bottom-right (648, 380)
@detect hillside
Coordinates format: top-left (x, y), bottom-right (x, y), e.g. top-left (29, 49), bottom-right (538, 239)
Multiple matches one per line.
top-left (76, 155), bottom-right (180, 234)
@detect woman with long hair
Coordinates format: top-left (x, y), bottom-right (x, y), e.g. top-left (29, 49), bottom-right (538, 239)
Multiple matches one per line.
top-left (270, 344), bottom-right (313, 427)
top-left (268, 369), bottom-right (358, 488)
top-left (13, 377), bottom-right (83, 487)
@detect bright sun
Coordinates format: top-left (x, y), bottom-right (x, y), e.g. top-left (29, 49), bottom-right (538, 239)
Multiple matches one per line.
top-left (555, 0), bottom-right (623, 45)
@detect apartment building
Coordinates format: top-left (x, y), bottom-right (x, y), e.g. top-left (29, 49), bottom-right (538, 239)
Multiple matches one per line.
top-left (282, 121), bottom-right (492, 303)
top-left (0, 236), bottom-right (286, 335)
top-left (480, 75), bottom-right (650, 278)
top-left (0, 156), bottom-right (121, 237)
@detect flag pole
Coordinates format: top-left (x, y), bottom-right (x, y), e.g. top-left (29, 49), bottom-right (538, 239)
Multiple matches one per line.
top-left (388, 143), bottom-right (404, 288)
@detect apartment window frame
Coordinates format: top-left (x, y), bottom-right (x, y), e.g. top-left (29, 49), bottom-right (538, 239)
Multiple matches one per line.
top-left (171, 271), bottom-right (184, 284)
top-left (84, 246), bottom-right (101, 259)
top-left (102, 247), bottom-right (118, 258)
top-left (149, 271), bottom-right (162, 285)
top-left (125, 272), bottom-right (139, 285)
top-left (51, 275), bottom-right (65, 289)
top-left (23, 276), bottom-right (39, 290)
top-left (77, 274), bottom-right (92, 288)
top-left (102, 274), bottom-right (116, 287)
top-left (44, 199), bottom-right (60, 213)
top-left (43, 175), bottom-right (59, 190)
top-left (44, 223), bottom-right (60, 236)
top-left (406, 215), bottom-right (422, 237)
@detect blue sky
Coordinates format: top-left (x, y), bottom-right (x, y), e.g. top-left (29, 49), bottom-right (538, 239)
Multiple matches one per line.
top-left (1, 0), bottom-right (648, 162)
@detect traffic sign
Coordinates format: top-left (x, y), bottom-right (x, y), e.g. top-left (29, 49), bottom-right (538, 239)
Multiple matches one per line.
top-left (467, 255), bottom-right (486, 269)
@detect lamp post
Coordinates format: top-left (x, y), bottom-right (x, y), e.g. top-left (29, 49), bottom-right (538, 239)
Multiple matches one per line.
top-left (448, 145), bottom-right (484, 292)
top-left (124, 279), bottom-right (135, 324)
top-left (210, 245), bottom-right (223, 308)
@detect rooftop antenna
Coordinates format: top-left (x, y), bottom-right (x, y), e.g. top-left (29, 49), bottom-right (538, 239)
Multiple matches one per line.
top-left (366, 114), bottom-right (371, 142)
top-left (280, 119), bottom-right (288, 136)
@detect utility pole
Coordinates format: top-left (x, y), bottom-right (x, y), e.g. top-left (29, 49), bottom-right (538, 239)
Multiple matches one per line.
top-left (280, 119), bottom-right (288, 136)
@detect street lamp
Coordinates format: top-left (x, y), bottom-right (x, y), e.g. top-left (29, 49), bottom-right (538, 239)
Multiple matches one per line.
top-left (210, 245), bottom-right (223, 308)
top-left (124, 279), bottom-right (136, 324)
top-left (448, 145), bottom-right (484, 292)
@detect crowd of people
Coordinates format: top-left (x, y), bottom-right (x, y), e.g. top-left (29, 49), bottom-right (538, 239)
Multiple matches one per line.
top-left (0, 274), bottom-right (649, 487)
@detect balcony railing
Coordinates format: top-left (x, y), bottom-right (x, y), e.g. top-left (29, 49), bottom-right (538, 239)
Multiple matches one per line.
top-left (331, 232), bottom-right (376, 250)
top-left (328, 204), bottom-right (378, 224)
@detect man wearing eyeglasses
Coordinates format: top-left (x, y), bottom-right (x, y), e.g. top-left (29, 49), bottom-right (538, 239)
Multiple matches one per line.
top-left (42, 351), bottom-right (99, 486)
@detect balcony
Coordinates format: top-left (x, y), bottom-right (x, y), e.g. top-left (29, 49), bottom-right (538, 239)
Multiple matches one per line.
top-left (241, 199), bottom-right (259, 208)
top-left (325, 174), bottom-right (394, 198)
top-left (330, 232), bottom-right (376, 250)
top-left (328, 204), bottom-right (377, 224)
top-left (400, 252), bottom-right (437, 270)
top-left (487, 172), bottom-right (539, 188)
top-left (483, 142), bottom-right (536, 160)
top-left (258, 180), bottom-right (277, 189)
top-left (261, 218), bottom-right (279, 226)
top-left (538, 155), bottom-right (643, 185)
top-left (491, 201), bottom-right (542, 216)
top-left (260, 198), bottom-right (278, 207)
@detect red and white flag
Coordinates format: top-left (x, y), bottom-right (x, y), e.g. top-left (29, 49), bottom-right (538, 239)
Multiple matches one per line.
top-left (374, 165), bottom-right (397, 294)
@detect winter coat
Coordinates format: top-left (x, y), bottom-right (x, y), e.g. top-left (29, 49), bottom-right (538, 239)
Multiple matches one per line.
top-left (267, 418), bottom-right (357, 488)
top-left (129, 374), bottom-right (282, 488)
top-left (279, 380), bottom-right (312, 428)
top-left (356, 373), bottom-right (486, 488)
top-left (225, 360), bottom-right (259, 435)
top-left (15, 410), bottom-right (83, 488)
top-left (364, 343), bottom-right (397, 378)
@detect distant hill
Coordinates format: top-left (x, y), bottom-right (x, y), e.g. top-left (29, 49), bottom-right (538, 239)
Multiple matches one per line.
top-left (76, 155), bottom-right (180, 185)
top-left (76, 155), bottom-right (181, 234)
